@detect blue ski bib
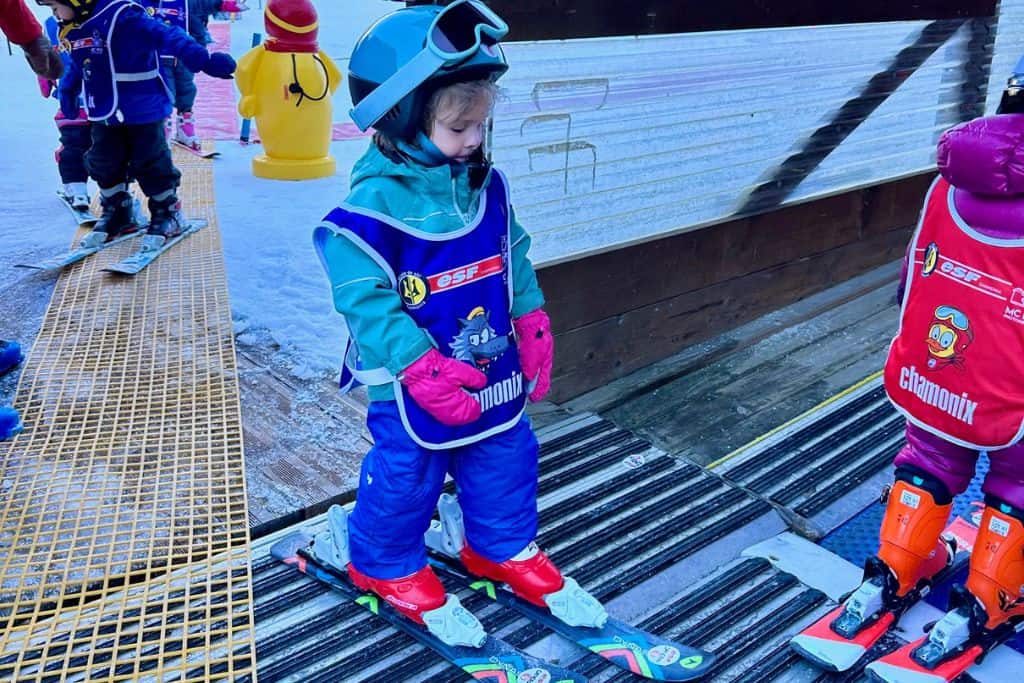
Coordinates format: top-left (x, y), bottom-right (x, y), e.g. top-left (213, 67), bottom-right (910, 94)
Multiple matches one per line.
top-left (141, 0), bottom-right (188, 32)
top-left (315, 170), bottom-right (526, 450)
top-left (140, 0), bottom-right (187, 58)
top-left (66, 0), bottom-right (167, 121)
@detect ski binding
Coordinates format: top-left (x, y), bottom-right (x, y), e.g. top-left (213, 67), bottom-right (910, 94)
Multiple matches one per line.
top-left (103, 219), bottom-right (208, 275)
top-left (865, 598), bottom-right (1024, 682)
top-left (57, 190), bottom-right (97, 225)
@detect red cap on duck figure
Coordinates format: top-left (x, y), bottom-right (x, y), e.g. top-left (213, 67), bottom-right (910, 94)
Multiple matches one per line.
top-left (264, 0), bottom-right (319, 53)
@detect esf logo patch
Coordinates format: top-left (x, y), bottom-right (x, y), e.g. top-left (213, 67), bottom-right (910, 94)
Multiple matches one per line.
top-left (398, 271), bottom-right (429, 309)
top-left (921, 242), bottom-right (939, 277)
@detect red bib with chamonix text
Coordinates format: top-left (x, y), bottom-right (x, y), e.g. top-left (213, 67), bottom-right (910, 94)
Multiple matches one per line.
top-left (883, 177), bottom-right (1024, 450)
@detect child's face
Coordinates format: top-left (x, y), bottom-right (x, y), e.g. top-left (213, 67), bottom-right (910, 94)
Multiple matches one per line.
top-left (429, 99), bottom-right (491, 163)
top-left (40, 1), bottom-right (74, 20)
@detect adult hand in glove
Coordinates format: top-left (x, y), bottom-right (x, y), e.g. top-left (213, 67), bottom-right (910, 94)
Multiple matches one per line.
top-left (513, 309), bottom-right (554, 402)
top-left (202, 52), bottom-right (236, 79)
top-left (20, 34), bottom-right (63, 80)
top-left (401, 348), bottom-right (487, 426)
top-left (38, 75), bottom-right (54, 98)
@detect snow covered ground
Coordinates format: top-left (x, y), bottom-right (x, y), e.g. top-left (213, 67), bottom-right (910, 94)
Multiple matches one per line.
top-left (0, 1), bottom-right (395, 396)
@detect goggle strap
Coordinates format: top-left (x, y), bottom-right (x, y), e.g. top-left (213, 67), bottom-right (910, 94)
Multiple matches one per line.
top-left (351, 48), bottom-right (445, 131)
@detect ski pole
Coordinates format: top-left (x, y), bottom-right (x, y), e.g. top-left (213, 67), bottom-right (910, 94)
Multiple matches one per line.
top-left (239, 32), bottom-right (261, 144)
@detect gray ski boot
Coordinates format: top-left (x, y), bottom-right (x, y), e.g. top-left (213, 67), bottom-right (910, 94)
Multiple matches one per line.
top-left (143, 191), bottom-right (186, 251)
top-left (80, 183), bottom-right (137, 248)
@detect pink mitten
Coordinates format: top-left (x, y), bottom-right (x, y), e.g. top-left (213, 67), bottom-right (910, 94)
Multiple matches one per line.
top-left (401, 348), bottom-right (488, 426)
top-left (38, 76), bottom-right (54, 99)
top-left (513, 309), bottom-right (554, 402)
top-left (220, 0), bottom-right (248, 12)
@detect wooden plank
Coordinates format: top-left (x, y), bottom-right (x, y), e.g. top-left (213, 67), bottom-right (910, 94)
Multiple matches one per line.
top-left (236, 348), bottom-right (373, 533)
top-left (860, 174), bottom-right (933, 235)
top-left (547, 226), bottom-right (911, 401)
top-left (538, 188), bottom-right (866, 332)
top-left (606, 286), bottom-right (898, 463)
top-left (562, 261), bottom-right (900, 415)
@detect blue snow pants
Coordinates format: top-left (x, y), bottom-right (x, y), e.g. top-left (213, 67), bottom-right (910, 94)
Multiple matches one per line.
top-left (348, 401), bottom-right (540, 579)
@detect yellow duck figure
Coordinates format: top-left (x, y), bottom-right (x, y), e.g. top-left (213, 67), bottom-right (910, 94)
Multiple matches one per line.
top-left (236, 0), bottom-right (342, 180)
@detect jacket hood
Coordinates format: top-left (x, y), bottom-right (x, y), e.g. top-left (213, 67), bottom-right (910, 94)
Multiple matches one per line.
top-left (938, 114), bottom-right (1024, 197)
top-left (349, 143), bottom-right (434, 189)
top-left (346, 143), bottom-right (481, 228)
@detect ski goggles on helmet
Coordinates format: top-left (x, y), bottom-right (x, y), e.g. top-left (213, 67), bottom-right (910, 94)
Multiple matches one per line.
top-left (351, 0), bottom-right (509, 132)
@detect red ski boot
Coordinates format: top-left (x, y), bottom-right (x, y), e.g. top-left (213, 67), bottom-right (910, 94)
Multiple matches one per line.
top-left (319, 505), bottom-right (485, 647)
top-left (461, 542), bottom-right (563, 607)
top-left (347, 563), bottom-right (446, 624)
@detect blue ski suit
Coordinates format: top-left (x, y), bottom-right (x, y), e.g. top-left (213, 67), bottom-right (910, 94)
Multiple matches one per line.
top-left (315, 143), bottom-right (546, 579)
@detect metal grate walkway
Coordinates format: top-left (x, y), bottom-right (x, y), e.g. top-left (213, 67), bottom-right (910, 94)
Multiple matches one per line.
top-left (0, 147), bottom-right (257, 681)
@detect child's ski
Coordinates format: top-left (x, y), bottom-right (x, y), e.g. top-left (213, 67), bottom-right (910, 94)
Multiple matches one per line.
top-left (173, 140), bottom-right (219, 159)
top-left (864, 614), bottom-right (1024, 683)
top-left (790, 516), bottom-right (977, 672)
top-left (56, 191), bottom-right (97, 225)
top-left (102, 219), bottom-right (208, 275)
top-left (425, 496), bottom-right (716, 681)
top-left (15, 228), bottom-right (142, 272)
top-left (270, 531), bottom-right (588, 683)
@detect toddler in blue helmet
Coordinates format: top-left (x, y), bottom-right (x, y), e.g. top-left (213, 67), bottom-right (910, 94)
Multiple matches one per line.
top-left (312, 0), bottom-right (606, 644)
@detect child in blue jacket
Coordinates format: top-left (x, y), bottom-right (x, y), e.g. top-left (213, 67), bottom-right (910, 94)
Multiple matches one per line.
top-left (142, 0), bottom-right (247, 150)
top-left (37, 0), bottom-right (235, 250)
top-left (312, 1), bottom-right (606, 645)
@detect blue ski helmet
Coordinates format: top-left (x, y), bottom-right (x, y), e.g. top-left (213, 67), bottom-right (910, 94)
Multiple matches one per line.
top-left (348, 0), bottom-right (509, 140)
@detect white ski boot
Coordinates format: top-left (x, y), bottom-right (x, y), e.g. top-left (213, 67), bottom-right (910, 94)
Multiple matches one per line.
top-left (62, 182), bottom-right (90, 211)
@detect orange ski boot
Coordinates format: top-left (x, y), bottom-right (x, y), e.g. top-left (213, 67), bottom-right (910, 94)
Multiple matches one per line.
top-left (877, 478), bottom-right (955, 597)
top-left (832, 476), bottom-right (955, 640)
top-left (882, 500), bottom-right (1024, 671)
top-left (965, 501), bottom-right (1024, 629)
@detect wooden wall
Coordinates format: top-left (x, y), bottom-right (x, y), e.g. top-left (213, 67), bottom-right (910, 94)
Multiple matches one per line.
top-left (538, 173), bottom-right (934, 402)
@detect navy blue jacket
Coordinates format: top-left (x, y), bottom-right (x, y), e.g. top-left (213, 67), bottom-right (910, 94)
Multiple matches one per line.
top-left (58, 0), bottom-right (211, 123)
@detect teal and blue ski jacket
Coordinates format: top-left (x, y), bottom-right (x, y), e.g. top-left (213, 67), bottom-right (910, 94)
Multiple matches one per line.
top-left (317, 143), bottom-right (545, 403)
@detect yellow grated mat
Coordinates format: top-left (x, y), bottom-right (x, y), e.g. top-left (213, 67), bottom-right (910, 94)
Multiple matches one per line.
top-left (0, 146), bottom-right (256, 681)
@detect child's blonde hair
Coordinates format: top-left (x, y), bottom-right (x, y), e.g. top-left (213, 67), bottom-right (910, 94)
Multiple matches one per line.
top-left (424, 79), bottom-right (498, 130)
top-left (373, 79), bottom-right (499, 157)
